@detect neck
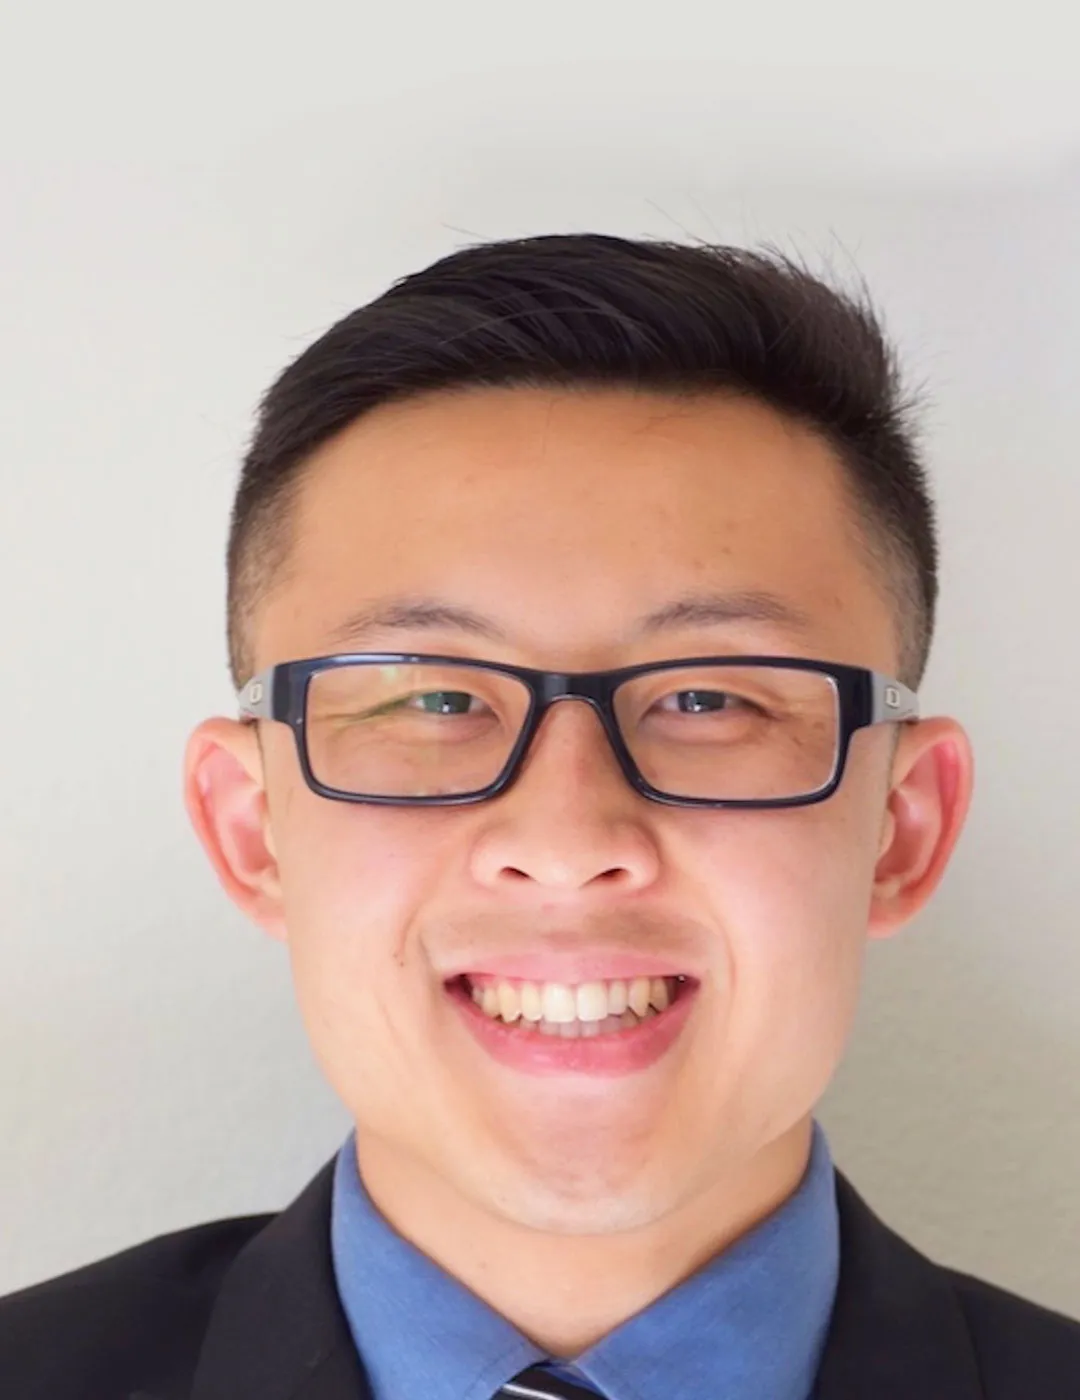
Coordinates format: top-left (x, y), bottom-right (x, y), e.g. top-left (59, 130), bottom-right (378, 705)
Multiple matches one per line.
top-left (353, 1118), bottom-right (814, 1357)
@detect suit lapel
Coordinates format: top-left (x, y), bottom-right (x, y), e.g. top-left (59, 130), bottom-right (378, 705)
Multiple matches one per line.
top-left (814, 1171), bottom-right (984, 1400)
top-left (189, 1158), bottom-right (371, 1400)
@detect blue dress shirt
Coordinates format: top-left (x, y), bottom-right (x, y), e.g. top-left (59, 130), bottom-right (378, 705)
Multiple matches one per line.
top-left (330, 1119), bottom-right (840, 1400)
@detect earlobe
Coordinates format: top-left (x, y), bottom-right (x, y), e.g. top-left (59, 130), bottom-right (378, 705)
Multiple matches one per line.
top-left (182, 718), bottom-right (288, 942)
top-left (867, 718), bottom-right (975, 942)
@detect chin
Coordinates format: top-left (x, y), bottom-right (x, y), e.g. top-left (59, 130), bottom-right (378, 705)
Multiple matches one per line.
top-left (481, 1164), bottom-right (675, 1236)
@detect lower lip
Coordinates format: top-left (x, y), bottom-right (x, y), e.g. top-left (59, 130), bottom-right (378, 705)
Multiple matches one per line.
top-left (445, 977), bottom-right (699, 1077)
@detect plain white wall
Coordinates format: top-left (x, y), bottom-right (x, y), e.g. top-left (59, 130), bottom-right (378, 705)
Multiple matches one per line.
top-left (2, 3), bottom-right (1078, 1316)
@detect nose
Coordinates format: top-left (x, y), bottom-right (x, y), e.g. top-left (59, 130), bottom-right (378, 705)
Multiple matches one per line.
top-left (468, 698), bottom-right (662, 893)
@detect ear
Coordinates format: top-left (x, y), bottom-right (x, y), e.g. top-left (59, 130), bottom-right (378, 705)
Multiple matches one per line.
top-left (867, 716), bottom-right (975, 941)
top-left (182, 717), bottom-right (287, 942)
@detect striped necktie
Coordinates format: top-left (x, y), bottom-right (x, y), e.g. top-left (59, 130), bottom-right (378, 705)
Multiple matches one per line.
top-left (496, 1363), bottom-right (605, 1399)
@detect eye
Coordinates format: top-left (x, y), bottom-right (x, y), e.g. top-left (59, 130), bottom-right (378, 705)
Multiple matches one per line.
top-left (659, 689), bottom-right (759, 715)
top-left (406, 690), bottom-right (485, 716)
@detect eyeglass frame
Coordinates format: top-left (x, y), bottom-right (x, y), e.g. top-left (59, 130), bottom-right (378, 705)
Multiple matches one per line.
top-left (237, 652), bottom-right (919, 810)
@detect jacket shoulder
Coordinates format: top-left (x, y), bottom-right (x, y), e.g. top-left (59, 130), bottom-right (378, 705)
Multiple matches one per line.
top-left (946, 1265), bottom-right (1080, 1398)
top-left (0, 1211), bottom-right (274, 1400)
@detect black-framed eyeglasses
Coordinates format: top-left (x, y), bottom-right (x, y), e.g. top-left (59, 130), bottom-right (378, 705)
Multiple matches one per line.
top-left (236, 653), bottom-right (919, 810)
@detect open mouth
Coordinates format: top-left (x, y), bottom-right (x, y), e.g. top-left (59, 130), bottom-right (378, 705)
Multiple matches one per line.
top-left (447, 973), bottom-right (695, 1039)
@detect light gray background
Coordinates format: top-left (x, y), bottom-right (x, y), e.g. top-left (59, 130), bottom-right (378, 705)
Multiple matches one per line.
top-left (2, 3), bottom-right (1078, 1315)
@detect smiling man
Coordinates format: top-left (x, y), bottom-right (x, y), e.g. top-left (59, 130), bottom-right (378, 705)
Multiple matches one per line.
top-left (2, 233), bottom-right (1078, 1398)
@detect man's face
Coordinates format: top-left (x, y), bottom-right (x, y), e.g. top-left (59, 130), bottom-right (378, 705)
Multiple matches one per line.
top-left (190, 387), bottom-right (953, 1237)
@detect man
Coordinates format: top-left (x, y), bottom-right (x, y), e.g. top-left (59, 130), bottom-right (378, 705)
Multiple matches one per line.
top-left (1, 232), bottom-right (1077, 1399)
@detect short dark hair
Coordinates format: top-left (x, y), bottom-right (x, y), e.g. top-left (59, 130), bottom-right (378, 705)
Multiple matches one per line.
top-left (226, 232), bottom-right (936, 692)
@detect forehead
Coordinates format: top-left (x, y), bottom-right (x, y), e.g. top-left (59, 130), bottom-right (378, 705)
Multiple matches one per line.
top-left (259, 386), bottom-right (896, 671)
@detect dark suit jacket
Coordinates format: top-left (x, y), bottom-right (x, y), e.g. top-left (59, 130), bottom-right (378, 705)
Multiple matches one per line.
top-left (0, 1159), bottom-right (1077, 1399)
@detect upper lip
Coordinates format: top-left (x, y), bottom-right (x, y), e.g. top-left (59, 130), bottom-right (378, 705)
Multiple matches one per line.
top-left (445, 951), bottom-right (699, 985)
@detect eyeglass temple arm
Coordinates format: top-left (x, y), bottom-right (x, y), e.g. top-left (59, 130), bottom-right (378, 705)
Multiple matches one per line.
top-left (872, 672), bottom-right (919, 724)
top-left (237, 669), bottom-right (275, 721)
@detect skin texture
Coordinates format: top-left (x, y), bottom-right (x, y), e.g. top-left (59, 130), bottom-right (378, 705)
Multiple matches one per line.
top-left (184, 386), bottom-right (973, 1357)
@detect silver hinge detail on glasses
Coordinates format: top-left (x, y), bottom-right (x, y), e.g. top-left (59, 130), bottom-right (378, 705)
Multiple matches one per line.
top-left (239, 675), bottom-right (270, 717)
top-left (872, 672), bottom-right (918, 723)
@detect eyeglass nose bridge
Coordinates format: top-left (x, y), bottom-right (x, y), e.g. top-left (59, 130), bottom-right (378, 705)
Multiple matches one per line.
top-left (504, 671), bottom-right (647, 794)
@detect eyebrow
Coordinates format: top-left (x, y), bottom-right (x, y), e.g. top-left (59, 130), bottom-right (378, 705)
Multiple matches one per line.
top-left (323, 589), bottom-right (815, 650)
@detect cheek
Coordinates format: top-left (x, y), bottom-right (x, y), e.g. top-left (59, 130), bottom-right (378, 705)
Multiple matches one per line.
top-left (707, 801), bottom-right (880, 1092)
top-left (269, 800), bottom-right (449, 1107)
top-left (272, 760), bottom-right (421, 893)
top-left (271, 798), bottom-right (440, 1000)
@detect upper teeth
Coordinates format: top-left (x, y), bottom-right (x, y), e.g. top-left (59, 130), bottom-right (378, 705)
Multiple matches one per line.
top-left (468, 976), bottom-right (682, 1024)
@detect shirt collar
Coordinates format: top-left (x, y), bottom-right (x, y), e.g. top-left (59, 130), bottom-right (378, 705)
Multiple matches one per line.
top-left (331, 1121), bottom-right (839, 1400)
